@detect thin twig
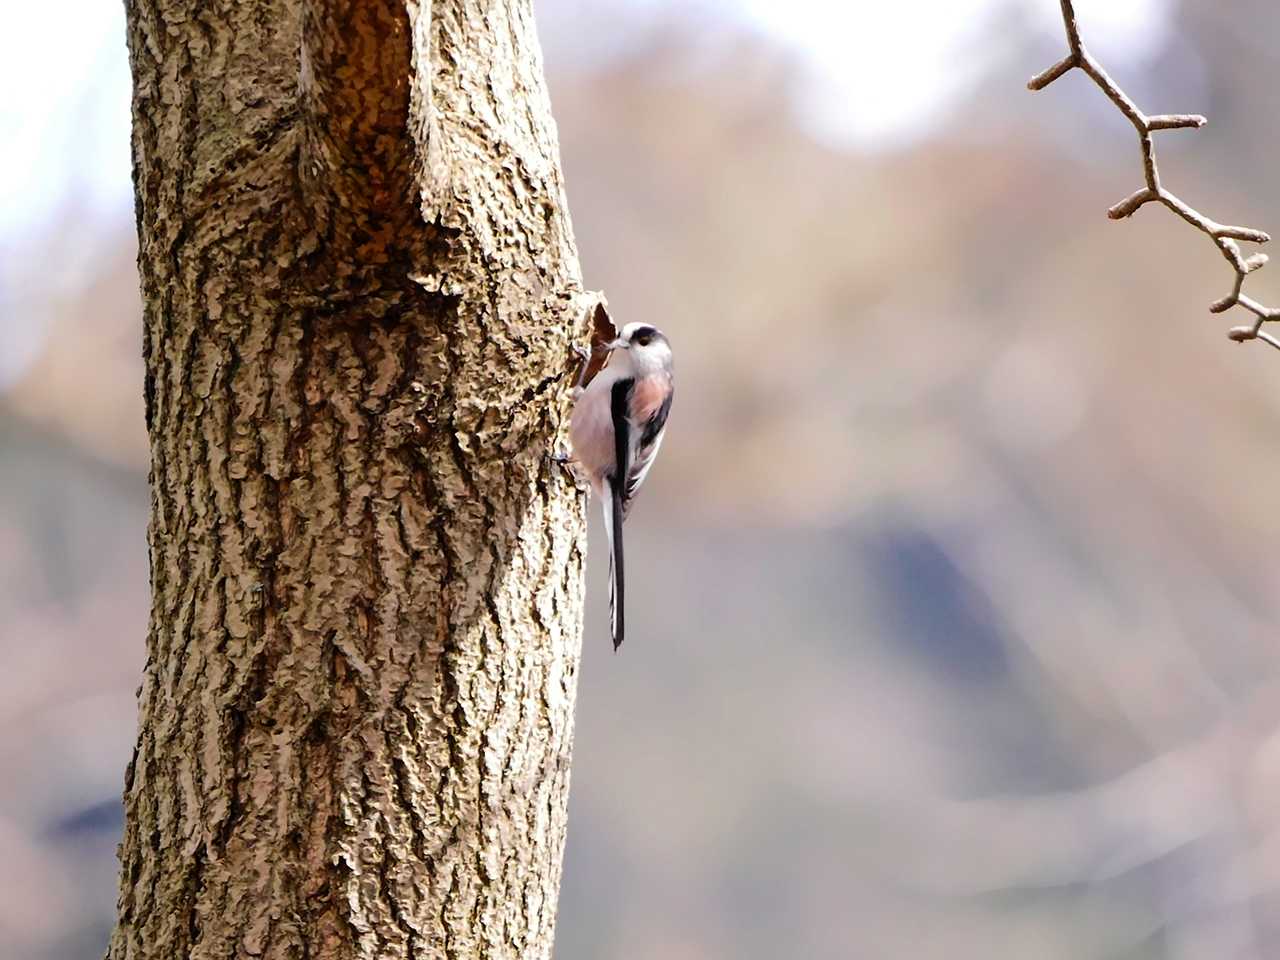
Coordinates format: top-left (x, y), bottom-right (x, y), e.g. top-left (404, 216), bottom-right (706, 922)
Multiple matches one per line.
top-left (1029, 0), bottom-right (1279, 353)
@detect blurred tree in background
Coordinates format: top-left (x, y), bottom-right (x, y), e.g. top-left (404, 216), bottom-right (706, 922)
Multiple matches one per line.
top-left (108, 1), bottom-right (590, 958)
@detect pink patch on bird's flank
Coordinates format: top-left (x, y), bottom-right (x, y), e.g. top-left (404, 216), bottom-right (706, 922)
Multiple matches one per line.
top-left (632, 374), bottom-right (671, 421)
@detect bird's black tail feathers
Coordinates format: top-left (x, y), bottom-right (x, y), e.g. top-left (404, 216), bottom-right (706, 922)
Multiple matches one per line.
top-left (603, 478), bottom-right (624, 650)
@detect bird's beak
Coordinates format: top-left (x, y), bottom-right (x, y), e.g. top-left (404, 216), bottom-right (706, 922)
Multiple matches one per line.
top-left (606, 337), bottom-right (629, 350)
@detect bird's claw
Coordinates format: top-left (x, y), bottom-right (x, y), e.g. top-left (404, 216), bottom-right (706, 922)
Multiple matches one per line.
top-left (569, 341), bottom-right (596, 391)
top-left (547, 448), bottom-right (589, 491)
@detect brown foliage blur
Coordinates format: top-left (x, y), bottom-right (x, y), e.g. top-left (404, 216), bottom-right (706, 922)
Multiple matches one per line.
top-left (5, 2), bottom-right (1280, 958)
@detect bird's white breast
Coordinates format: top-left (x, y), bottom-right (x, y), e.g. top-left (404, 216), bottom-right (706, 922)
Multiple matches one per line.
top-left (569, 369), bottom-right (623, 492)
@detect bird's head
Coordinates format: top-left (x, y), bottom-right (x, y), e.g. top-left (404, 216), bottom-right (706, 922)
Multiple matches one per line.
top-left (608, 323), bottom-right (672, 376)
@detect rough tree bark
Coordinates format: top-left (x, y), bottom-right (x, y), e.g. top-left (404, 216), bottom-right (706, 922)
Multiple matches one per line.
top-left (110, 1), bottom-right (590, 958)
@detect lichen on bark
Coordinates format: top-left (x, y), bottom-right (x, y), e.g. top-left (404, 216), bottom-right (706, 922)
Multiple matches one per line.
top-left (111, 1), bottom-right (590, 957)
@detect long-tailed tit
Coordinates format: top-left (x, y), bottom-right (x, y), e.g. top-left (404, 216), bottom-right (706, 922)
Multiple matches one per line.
top-left (569, 322), bottom-right (674, 650)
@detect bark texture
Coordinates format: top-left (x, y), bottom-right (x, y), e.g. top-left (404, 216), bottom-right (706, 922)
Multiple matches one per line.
top-left (111, 1), bottom-right (589, 958)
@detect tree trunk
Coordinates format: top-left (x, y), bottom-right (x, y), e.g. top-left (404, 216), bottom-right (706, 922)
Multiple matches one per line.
top-left (110, 2), bottom-right (588, 958)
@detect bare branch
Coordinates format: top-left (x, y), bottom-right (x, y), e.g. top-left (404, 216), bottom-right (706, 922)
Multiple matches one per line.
top-left (1028, 0), bottom-right (1278, 351)
top-left (1147, 114), bottom-right (1207, 131)
top-left (1108, 188), bottom-right (1156, 220)
top-left (1029, 54), bottom-right (1078, 91)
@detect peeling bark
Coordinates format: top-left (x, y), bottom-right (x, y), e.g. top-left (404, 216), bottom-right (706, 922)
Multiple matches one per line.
top-left (111, 1), bottom-right (588, 957)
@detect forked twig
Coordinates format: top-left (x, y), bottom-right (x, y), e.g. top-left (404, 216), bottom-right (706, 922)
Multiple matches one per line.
top-left (1029, 0), bottom-right (1279, 351)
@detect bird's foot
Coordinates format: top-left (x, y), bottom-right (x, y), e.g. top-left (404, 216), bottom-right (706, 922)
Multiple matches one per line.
top-left (570, 342), bottom-right (594, 391)
top-left (547, 448), bottom-right (589, 491)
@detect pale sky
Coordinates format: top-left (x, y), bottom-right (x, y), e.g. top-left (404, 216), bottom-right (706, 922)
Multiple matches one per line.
top-left (737, 0), bottom-right (1168, 143)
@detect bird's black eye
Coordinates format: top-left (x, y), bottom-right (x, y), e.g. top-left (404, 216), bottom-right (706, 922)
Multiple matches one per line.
top-left (635, 333), bottom-right (652, 346)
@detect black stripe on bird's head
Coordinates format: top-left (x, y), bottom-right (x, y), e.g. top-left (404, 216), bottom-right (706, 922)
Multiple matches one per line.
top-left (625, 324), bottom-right (666, 348)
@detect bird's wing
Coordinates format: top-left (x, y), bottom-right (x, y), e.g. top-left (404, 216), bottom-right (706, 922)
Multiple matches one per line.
top-left (607, 379), bottom-right (633, 649)
top-left (624, 387), bottom-right (673, 512)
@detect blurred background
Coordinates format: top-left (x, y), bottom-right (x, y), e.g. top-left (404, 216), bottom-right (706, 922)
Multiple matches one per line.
top-left (5, 0), bottom-right (1280, 957)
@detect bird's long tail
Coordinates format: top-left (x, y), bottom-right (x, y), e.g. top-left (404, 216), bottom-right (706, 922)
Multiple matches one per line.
top-left (602, 477), bottom-right (625, 650)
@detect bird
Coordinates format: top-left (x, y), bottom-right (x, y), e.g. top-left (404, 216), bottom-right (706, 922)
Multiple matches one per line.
top-left (568, 322), bottom-right (674, 650)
